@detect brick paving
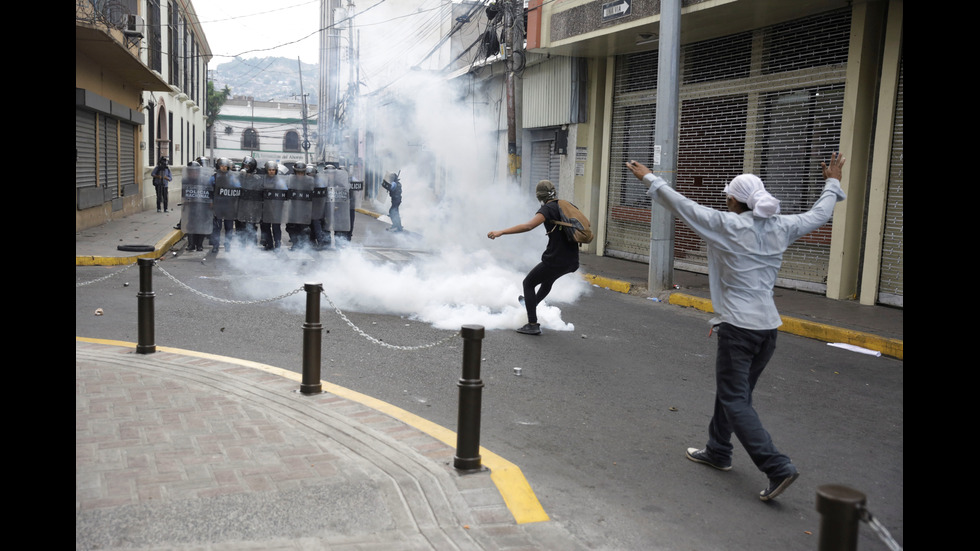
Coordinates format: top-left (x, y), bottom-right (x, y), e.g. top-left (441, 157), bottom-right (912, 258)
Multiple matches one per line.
top-left (76, 340), bottom-right (584, 550)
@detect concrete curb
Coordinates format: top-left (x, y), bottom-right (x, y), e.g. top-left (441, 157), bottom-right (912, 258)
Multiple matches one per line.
top-left (667, 290), bottom-right (903, 360)
top-left (75, 230), bottom-right (184, 266)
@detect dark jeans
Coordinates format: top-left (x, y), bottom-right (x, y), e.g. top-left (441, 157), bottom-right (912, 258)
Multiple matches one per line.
top-left (706, 323), bottom-right (795, 478)
top-left (154, 184), bottom-right (168, 211)
top-left (522, 261), bottom-right (578, 324)
top-left (260, 223), bottom-right (281, 249)
top-left (389, 199), bottom-right (402, 230)
top-left (211, 218), bottom-right (234, 249)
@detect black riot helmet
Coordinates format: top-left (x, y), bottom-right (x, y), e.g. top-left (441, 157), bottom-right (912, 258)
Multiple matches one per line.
top-left (292, 161), bottom-right (307, 174)
top-left (187, 161), bottom-right (201, 167)
top-left (264, 160), bottom-right (279, 174)
top-left (216, 157), bottom-right (232, 170)
top-left (242, 156), bottom-right (258, 173)
top-left (158, 156), bottom-right (169, 167)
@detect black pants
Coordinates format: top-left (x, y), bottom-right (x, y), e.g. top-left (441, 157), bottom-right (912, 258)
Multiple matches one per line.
top-left (522, 262), bottom-right (577, 324)
top-left (154, 184), bottom-right (168, 211)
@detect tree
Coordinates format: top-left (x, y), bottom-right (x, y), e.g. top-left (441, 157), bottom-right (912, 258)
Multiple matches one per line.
top-left (206, 81), bottom-right (231, 129)
top-left (206, 81), bottom-right (231, 153)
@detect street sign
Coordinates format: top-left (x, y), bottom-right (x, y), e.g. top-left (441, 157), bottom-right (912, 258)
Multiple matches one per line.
top-left (602, 0), bottom-right (631, 22)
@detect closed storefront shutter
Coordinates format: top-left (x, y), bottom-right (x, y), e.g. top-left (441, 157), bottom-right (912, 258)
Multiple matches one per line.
top-left (100, 116), bottom-right (120, 200)
top-left (878, 55), bottom-right (903, 306)
top-left (120, 122), bottom-right (136, 189)
top-left (529, 137), bottom-right (560, 188)
top-left (606, 9), bottom-right (851, 292)
top-left (76, 109), bottom-right (97, 189)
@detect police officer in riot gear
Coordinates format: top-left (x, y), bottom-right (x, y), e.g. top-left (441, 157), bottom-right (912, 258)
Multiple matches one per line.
top-left (285, 161), bottom-right (314, 250)
top-left (181, 160), bottom-right (212, 251)
top-left (209, 157), bottom-right (236, 253)
top-left (382, 171), bottom-right (404, 232)
top-left (260, 161), bottom-right (285, 250)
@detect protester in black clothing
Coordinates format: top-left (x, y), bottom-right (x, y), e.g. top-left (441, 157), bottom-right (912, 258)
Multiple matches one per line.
top-left (151, 156), bottom-right (172, 212)
top-left (487, 180), bottom-right (579, 335)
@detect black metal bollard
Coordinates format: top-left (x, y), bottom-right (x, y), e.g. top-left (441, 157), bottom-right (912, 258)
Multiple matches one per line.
top-left (136, 258), bottom-right (156, 354)
top-left (816, 484), bottom-right (867, 551)
top-left (454, 325), bottom-right (485, 471)
top-left (300, 283), bottom-right (323, 394)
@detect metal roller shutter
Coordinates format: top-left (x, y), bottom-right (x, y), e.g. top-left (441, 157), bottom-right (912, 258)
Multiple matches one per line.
top-left (76, 109), bottom-right (97, 189)
top-left (878, 54), bottom-right (903, 306)
top-left (606, 9), bottom-right (851, 291)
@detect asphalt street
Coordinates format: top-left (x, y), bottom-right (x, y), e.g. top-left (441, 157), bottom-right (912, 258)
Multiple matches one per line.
top-left (76, 211), bottom-right (903, 550)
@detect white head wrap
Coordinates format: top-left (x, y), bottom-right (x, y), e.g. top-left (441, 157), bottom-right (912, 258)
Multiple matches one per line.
top-left (724, 174), bottom-right (780, 218)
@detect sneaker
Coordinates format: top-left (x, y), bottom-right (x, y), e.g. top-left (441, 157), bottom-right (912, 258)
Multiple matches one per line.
top-left (760, 471), bottom-right (799, 501)
top-left (686, 448), bottom-right (732, 471)
top-left (516, 323), bottom-right (541, 335)
top-left (518, 295), bottom-right (525, 306)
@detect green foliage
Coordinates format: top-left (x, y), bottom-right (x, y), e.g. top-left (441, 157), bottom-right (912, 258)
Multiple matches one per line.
top-left (206, 81), bottom-right (231, 128)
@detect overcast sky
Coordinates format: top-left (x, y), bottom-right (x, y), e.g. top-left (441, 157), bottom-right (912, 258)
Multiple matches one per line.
top-left (193, 0), bottom-right (324, 64)
top-left (191, 0), bottom-right (464, 91)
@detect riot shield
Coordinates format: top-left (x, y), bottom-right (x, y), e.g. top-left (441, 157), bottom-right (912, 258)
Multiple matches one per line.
top-left (261, 175), bottom-right (288, 224)
top-left (324, 167), bottom-right (352, 232)
top-left (180, 165), bottom-right (214, 235)
top-left (284, 174), bottom-right (314, 225)
top-left (311, 173), bottom-right (328, 222)
top-left (237, 173), bottom-right (265, 224)
top-left (213, 171), bottom-right (242, 220)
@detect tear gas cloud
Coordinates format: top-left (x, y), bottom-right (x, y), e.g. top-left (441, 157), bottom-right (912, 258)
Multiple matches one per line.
top-left (224, 71), bottom-right (588, 333)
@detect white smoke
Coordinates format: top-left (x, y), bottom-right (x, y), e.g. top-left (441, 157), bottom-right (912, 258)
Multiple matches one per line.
top-left (221, 68), bottom-right (588, 332)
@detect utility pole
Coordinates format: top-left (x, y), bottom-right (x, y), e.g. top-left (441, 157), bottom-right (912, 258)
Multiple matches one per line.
top-left (648, 0), bottom-right (681, 292)
top-left (317, 0), bottom-right (342, 163)
top-left (296, 58), bottom-right (311, 164)
top-left (504, 0), bottom-right (522, 185)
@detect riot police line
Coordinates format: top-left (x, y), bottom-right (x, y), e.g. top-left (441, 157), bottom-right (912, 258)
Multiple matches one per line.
top-left (180, 157), bottom-right (354, 253)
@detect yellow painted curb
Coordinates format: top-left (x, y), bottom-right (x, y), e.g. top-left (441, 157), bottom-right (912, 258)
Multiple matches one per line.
top-left (75, 336), bottom-right (550, 524)
top-left (665, 293), bottom-right (902, 360)
top-left (582, 273), bottom-right (631, 294)
top-left (355, 208), bottom-right (383, 219)
top-left (76, 231), bottom-right (184, 266)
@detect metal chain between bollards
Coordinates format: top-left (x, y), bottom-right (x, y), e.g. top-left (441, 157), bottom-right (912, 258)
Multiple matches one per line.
top-left (156, 264), bottom-right (304, 304)
top-left (320, 290), bottom-right (460, 350)
top-left (860, 507), bottom-right (902, 551)
top-left (76, 262), bottom-right (137, 286)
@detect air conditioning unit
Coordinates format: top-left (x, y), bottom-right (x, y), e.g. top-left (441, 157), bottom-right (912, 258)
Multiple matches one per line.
top-left (124, 14), bottom-right (144, 39)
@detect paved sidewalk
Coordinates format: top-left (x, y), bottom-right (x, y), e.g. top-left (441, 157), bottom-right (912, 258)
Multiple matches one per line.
top-left (76, 339), bottom-right (585, 550)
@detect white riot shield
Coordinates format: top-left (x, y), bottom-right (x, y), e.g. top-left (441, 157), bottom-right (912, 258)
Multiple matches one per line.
top-left (261, 175), bottom-right (288, 224)
top-left (237, 173), bottom-right (264, 224)
top-left (213, 171), bottom-right (242, 220)
top-left (180, 165), bottom-right (214, 235)
top-left (284, 174), bottom-right (314, 224)
top-left (325, 168), bottom-right (352, 232)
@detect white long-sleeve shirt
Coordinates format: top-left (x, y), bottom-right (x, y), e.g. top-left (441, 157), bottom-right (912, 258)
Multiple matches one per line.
top-left (643, 173), bottom-right (846, 330)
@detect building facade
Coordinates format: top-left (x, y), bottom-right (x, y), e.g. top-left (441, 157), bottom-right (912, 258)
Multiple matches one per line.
top-left (517, 0), bottom-right (903, 307)
top-left (75, 0), bottom-right (211, 232)
top-left (210, 96), bottom-right (317, 169)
